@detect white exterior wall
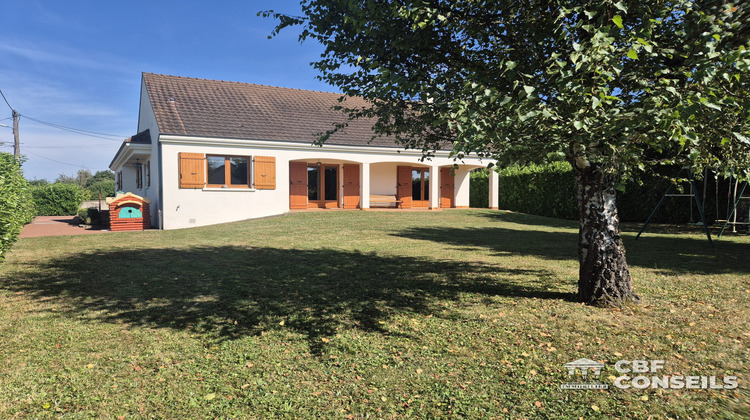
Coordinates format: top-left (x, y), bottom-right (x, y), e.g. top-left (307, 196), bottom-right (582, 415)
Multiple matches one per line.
top-left (370, 163), bottom-right (399, 195)
top-left (119, 166), bottom-right (139, 193)
top-left (159, 135), bottom-right (491, 229)
top-left (137, 83), bottom-right (162, 228)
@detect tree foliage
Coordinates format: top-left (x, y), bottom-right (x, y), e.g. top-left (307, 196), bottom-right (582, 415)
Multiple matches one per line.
top-left (268, 0), bottom-right (749, 181)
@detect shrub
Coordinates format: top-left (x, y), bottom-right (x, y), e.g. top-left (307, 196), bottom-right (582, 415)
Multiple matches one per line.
top-left (77, 207), bottom-right (104, 226)
top-left (31, 183), bottom-right (86, 216)
top-left (469, 169), bottom-right (490, 208)
top-left (0, 153), bottom-right (34, 259)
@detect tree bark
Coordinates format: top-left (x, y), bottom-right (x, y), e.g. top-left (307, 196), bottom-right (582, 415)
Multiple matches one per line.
top-left (573, 163), bottom-right (639, 306)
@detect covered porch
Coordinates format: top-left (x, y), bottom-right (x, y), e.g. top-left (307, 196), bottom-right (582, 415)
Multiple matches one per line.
top-left (288, 159), bottom-right (499, 210)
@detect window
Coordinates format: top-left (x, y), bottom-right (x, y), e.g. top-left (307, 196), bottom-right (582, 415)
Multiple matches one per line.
top-left (135, 163), bottom-right (143, 189)
top-left (412, 168), bottom-right (430, 201)
top-left (206, 155), bottom-right (250, 188)
top-left (116, 171), bottom-right (122, 191)
top-left (146, 160), bottom-right (151, 187)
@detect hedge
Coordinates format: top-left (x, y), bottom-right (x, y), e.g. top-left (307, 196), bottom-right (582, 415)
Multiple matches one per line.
top-left (470, 163), bottom-right (731, 224)
top-left (0, 153), bottom-right (34, 259)
top-left (31, 183), bottom-right (86, 216)
top-left (86, 179), bottom-right (116, 199)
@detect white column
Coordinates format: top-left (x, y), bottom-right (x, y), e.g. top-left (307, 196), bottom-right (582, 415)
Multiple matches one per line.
top-left (489, 169), bottom-right (499, 209)
top-left (454, 168), bottom-right (471, 208)
top-left (429, 164), bottom-right (440, 209)
top-left (360, 162), bottom-right (370, 209)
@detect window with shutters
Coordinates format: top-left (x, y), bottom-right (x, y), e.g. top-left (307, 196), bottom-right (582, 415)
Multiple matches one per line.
top-left (179, 153), bottom-right (276, 190)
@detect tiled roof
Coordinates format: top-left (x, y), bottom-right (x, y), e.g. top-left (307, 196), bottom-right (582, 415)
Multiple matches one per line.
top-left (109, 129), bottom-right (151, 168)
top-left (142, 73), bottom-right (400, 148)
top-left (128, 129), bottom-right (151, 144)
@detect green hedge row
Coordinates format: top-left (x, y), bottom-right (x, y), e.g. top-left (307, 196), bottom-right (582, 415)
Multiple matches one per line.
top-left (31, 183), bottom-right (86, 216)
top-left (0, 153), bottom-right (34, 259)
top-left (470, 163), bottom-right (732, 224)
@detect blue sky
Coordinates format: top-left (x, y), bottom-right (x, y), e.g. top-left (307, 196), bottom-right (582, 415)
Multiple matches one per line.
top-left (0, 0), bottom-right (329, 181)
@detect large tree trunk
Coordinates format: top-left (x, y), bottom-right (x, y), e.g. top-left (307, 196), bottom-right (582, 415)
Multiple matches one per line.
top-left (573, 163), bottom-right (639, 306)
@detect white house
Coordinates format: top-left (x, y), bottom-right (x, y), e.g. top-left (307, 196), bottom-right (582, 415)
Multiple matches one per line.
top-left (109, 73), bottom-right (500, 230)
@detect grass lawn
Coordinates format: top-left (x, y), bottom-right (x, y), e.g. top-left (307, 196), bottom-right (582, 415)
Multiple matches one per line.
top-left (0, 209), bottom-right (748, 418)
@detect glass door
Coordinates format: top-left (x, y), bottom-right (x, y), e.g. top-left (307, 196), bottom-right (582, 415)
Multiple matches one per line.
top-left (307, 164), bottom-right (339, 208)
top-left (411, 168), bottom-right (430, 207)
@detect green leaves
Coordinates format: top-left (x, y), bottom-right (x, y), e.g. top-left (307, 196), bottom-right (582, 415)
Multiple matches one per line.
top-left (612, 15), bottom-right (623, 29)
top-left (267, 0), bottom-right (750, 186)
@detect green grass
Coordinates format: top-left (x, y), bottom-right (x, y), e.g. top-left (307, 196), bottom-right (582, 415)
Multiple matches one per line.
top-left (0, 209), bottom-right (748, 419)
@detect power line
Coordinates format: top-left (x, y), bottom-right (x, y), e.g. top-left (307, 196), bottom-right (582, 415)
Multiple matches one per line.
top-left (24, 150), bottom-right (91, 168)
top-left (22, 115), bottom-right (126, 141)
top-left (25, 143), bottom-right (115, 149)
top-left (0, 88), bottom-right (13, 112)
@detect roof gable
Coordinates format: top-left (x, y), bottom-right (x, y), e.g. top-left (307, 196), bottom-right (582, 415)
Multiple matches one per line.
top-left (142, 73), bottom-right (398, 148)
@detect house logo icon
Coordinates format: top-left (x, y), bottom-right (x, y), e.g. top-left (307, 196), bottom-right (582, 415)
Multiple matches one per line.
top-left (564, 358), bottom-right (604, 379)
top-left (560, 358), bottom-right (609, 390)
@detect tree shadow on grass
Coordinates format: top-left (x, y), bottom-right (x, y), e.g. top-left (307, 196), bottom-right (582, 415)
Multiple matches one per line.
top-left (394, 224), bottom-right (750, 275)
top-left (1, 246), bottom-right (572, 352)
top-left (475, 210), bottom-right (579, 230)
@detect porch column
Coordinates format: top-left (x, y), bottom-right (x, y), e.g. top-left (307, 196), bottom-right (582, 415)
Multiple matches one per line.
top-left (454, 168), bottom-right (471, 208)
top-left (429, 164), bottom-right (440, 209)
top-left (360, 162), bottom-right (370, 209)
top-left (489, 169), bottom-right (499, 209)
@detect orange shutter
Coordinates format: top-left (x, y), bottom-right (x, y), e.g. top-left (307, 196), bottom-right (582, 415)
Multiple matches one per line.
top-left (440, 167), bottom-right (455, 208)
top-left (289, 162), bottom-right (308, 209)
top-left (397, 166), bottom-right (412, 209)
top-left (254, 156), bottom-right (276, 190)
top-left (342, 164), bottom-right (360, 209)
top-left (179, 153), bottom-right (205, 188)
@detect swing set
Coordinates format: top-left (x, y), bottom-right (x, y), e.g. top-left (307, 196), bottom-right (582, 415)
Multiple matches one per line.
top-left (636, 167), bottom-right (749, 247)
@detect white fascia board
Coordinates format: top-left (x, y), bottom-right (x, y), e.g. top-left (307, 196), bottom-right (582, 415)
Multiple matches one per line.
top-left (109, 143), bottom-right (152, 170)
top-left (158, 134), bottom-right (490, 165)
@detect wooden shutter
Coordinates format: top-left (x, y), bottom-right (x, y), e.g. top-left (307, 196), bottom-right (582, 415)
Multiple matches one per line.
top-left (289, 162), bottom-right (308, 209)
top-left (179, 153), bottom-right (205, 188)
top-left (397, 166), bottom-right (412, 209)
top-left (342, 164), bottom-right (360, 209)
top-left (254, 156), bottom-right (276, 190)
top-left (440, 167), bottom-right (455, 208)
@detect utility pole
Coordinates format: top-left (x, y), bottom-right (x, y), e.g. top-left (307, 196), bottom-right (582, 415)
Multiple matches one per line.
top-left (12, 110), bottom-right (19, 159)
